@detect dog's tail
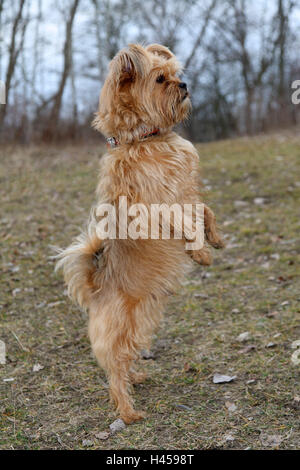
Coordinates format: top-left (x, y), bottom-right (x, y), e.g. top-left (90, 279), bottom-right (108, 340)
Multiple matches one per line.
top-left (54, 216), bottom-right (104, 310)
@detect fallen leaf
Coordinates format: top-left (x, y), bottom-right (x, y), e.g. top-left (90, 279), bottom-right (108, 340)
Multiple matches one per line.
top-left (267, 311), bottom-right (279, 318)
top-left (213, 373), bottom-right (237, 384)
top-left (238, 345), bottom-right (256, 354)
top-left (175, 404), bottom-right (192, 411)
top-left (194, 293), bottom-right (209, 299)
top-left (47, 301), bottom-right (64, 308)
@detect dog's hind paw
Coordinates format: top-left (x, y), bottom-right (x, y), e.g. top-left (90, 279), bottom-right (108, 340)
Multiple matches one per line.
top-left (120, 409), bottom-right (146, 424)
top-left (129, 370), bottom-right (147, 384)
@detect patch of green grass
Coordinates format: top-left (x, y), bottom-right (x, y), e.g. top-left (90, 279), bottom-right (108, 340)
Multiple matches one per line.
top-left (0, 134), bottom-right (300, 449)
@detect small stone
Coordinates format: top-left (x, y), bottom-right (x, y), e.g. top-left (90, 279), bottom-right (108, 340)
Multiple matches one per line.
top-left (267, 310), bottom-right (279, 318)
top-left (254, 197), bottom-right (265, 205)
top-left (260, 434), bottom-right (282, 448)
top-left (234, 200), bottom-right (248, 208)
top-left (109, 418), bottom-right (126, 434)
top-left (266, 342), bottom-right (276, 348)
top-left (225, 401), bottom-right (237, 412)
top-left (246, 379), bottom-right (256, 384)
top-left (32, 363), bottom-right (44, 372)
top-left (224, 433), bottom-right (235, 442)
top-left (231, 308), bottom-right (240, 314)
top-left (12, 288), bottom-right (21, 296)
top-left (11, 266), bottom-right (20, 273)
top-left (237, 331), bottom-right (250, 342)
top-left (82, 439), bottom-right (93, 447)
top-left (95, 431), bottom-right (110, 440)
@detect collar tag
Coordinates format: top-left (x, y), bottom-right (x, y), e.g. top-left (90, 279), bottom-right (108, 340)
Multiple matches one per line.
top-left (106, 137), bottom-right (119, 148)
top-left (106, 128), bottom-right (160, 148)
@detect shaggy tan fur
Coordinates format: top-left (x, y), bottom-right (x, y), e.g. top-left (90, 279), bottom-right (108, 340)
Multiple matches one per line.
top-left (56, 44), bottom-right (224, 424)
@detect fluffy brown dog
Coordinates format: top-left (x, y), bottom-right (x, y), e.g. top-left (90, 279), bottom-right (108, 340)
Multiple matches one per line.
top-left (56, 44), bottom-right (224, 424)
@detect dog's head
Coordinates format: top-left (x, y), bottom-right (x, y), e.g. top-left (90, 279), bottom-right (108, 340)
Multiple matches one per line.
top-left (93, 44), bottom-right (191, 141)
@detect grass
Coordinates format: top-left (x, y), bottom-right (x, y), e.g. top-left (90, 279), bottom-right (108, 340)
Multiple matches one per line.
top-left (0, 132), bottom-right (300, 449)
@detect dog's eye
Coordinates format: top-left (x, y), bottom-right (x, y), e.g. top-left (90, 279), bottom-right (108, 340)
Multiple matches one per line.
top-left (156, 74), bottom-right (165, 84)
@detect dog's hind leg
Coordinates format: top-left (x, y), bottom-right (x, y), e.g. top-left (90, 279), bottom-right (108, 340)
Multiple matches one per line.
top-left (88, 291), bottom-right (155, 424)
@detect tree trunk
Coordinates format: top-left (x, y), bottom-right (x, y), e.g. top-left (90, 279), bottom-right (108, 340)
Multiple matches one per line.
top-left (0, 0), bottom-right (27, 130)
top-left (43, 0), bottom-right (80, 140)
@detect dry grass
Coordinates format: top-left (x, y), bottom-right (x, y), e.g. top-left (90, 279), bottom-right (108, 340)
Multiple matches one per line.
top-left (0, 134), bottom-right (300, 449)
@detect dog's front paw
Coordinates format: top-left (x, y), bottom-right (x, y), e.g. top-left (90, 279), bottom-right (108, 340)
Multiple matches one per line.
top-left (204, 204), bottom-right (225, 250)
top-left (206, 232), bottom-right (225, 250)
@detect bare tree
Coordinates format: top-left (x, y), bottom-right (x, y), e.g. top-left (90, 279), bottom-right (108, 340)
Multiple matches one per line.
top-left (209, 0), bottom-right (280, 134)
top-left (0, 0), bottom-right (29, 130)
top-left (184, 0), bottom-right (219, 70)
top-left (1, 0), bottom-right (300, 142)
top-left (42, 0), bottom-right (80, 139)
top-left (275, 0), bottom-right (297, 110)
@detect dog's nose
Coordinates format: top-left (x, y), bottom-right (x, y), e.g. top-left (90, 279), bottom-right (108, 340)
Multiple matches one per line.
top-left (179, 82), bottom-right (187, 90)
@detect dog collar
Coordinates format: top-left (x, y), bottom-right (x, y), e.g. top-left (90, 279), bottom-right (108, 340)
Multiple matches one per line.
top-left (106, 127), bottom-right (160, 148)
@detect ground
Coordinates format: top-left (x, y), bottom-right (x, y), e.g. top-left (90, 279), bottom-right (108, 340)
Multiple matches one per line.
top-left (0, 133), bottom-right (299, 450)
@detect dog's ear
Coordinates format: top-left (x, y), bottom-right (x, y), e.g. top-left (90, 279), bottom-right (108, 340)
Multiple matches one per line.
top-left (110, 44), bottom-right (149, 85)
top-left (146, 44), bottom-right (174, 60)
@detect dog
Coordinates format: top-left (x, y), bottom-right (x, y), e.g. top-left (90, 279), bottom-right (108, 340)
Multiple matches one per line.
top-left (56, 44), bottom-right (224, 424)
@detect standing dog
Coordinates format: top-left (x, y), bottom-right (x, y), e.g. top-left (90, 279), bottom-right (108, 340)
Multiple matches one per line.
top-left (56, 44), bottom-right (224, 424)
